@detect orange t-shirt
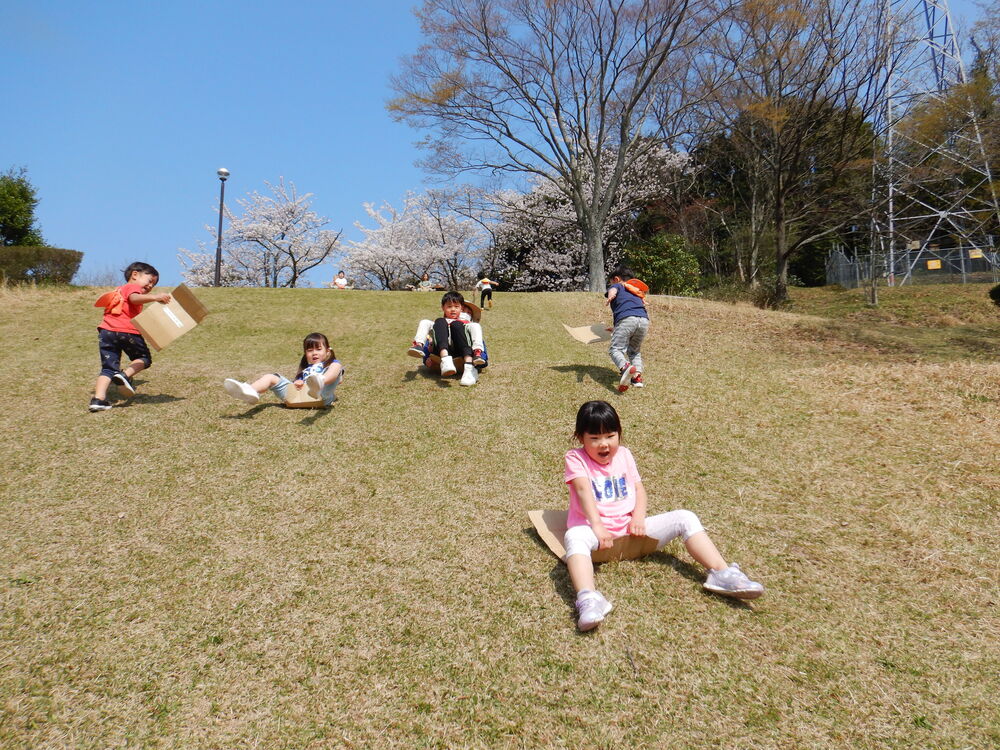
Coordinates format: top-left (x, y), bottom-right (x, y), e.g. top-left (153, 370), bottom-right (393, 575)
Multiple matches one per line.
top-left (98, 283), bottom-right (145, 335)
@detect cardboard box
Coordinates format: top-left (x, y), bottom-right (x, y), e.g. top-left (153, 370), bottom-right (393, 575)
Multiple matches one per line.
top-left (283, 385), bottom-right (326, 409)
top-left (563, 323), bottom-right (612, 344)
top-left (132, 284), bottom-right (209, 351)
top-left (528, 509), bottom-right (660, 563)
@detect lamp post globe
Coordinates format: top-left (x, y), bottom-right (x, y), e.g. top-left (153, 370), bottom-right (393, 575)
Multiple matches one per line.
top-left (214, 168), bottom-right (230, 286)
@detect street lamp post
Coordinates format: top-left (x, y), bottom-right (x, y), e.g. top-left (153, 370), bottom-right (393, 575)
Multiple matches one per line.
top-left (214, 167), bottom-right (230, 287)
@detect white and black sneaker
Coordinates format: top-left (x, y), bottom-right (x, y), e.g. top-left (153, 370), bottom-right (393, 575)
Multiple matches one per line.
top-left (111, 372), bottom-right (135, 395)
top-left (88, 398), bottom-right (112, 412)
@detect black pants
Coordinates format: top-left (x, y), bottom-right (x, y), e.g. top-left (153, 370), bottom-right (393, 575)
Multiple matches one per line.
top-left (431, 318), bottom-right (472, 358)
top-left (480, 288), bottom-right (493, 307)
top-left (97, 328), bottom-right (152, 378)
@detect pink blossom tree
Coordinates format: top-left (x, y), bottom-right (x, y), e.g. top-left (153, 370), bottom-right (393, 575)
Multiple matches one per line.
top-left (179, 179), bottom-right (341, 287)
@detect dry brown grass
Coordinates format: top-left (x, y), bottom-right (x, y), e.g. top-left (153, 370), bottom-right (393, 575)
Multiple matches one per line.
top-left (1, 286), bottom-right (997, 748)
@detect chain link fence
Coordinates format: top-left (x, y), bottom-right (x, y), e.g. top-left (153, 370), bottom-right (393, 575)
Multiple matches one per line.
top-left (826, 246), bottom-right (1000, 288)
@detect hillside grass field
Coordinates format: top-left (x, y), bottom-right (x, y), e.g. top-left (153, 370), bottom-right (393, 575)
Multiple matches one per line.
top-left (1, 283), bottom-right (998, 748)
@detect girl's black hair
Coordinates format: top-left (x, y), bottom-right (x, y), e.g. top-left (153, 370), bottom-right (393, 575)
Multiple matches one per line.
top-left (574, 400), bottom-right (623, 439)
top-left (296, 332), bottom-right (336, 377)
top-left (123, 261), bottom-right (159, 281)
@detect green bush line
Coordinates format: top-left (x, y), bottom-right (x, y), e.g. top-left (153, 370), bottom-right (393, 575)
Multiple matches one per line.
top-left (0, 245), bottom-right (83, 284)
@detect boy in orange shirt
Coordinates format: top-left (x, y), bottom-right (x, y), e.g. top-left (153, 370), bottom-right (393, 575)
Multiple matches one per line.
top-left (89, 262), bottom-right (171, 411)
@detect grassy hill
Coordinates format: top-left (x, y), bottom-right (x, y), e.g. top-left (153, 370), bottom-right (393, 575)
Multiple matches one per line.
top-left (1, 284), bottom-right (997, 748)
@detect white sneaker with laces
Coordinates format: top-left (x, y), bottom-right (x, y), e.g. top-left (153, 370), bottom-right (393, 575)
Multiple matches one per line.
top-left (305, 372), bottom-right (325, 398)
top-left (575, 590), bottom-right (613, 631)
top-left (440, 355), bottom-right (457, 376)
top-left (703, 563), bottom-right (764, 600)
top-left (460, 363), bottom-right (477, 386)
top-left (224, 378), bottom-right (260, 404)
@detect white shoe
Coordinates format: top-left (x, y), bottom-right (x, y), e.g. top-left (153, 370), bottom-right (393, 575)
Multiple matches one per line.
top-left (704, 563), bottom-right (764, 600)
top-left (224, 378), bottom-right (260, 404)
top-left (440, 355), bottom-right (457, 376)
top-left (575, 590), bottom-right (613, 631)
top-left (460, 364), bottom-right (477, 386)
top-left (305, 372), bottom-right (325, 398)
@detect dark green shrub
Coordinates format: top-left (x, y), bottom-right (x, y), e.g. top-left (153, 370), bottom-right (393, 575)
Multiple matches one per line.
top-left (989, 283), bottom-right (1000, 307)
top-left (0, 246), bottom-right (83, 284)
top-left (623, 234), bottom-right (700, 296)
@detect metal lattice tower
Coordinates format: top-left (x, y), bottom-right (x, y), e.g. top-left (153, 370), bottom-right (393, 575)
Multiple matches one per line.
top-left (872, 0), bottom-right (1000, 284)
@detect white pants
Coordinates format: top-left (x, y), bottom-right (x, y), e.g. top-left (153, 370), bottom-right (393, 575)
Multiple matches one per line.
top-left (563, 509), bottom-right (705, 559)
top-left (413, 319), bottom-right (484, 350)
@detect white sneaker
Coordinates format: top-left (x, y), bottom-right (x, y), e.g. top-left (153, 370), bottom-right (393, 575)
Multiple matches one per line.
top-left (704, 563), bottom-right (764, 600)
top-left (575, 590), bottom-right (613, 631)
top-left (305, 372), bottom-right (325, 398)
top-left (440, 355), bottom-right (457, 376)
top-left (618, 364), bottom-right (636, 392)
top-left (223, 378), bottom-right (260, 404)
top-left (460, 364), bottom-right (477, 386)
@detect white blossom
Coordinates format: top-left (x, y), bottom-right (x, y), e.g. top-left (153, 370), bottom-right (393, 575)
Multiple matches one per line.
top-left (178, 179), bottom-right (341, 287)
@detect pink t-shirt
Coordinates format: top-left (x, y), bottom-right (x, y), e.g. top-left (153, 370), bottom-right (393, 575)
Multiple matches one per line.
top-left (99, 283), bottom-right (146, 335)
top-left (564, 446), bottom-right (642, 537)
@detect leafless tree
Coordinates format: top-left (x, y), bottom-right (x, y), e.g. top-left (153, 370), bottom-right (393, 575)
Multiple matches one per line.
top-left (389, 0), bottom-right (714, 292)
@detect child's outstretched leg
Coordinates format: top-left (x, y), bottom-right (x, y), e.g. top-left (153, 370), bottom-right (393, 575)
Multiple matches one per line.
top-left (223, 373), bottom-right (279, 405)
top-left (409, 319), bottom-right (433, 358)
top-left (646, 510), bottom-right (764, 600)
top-left (564, 525), bottom-right (614, 631)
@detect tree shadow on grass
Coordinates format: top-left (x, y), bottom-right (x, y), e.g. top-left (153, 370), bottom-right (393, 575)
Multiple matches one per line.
top-left (549, 364), bottom-right (618, 394)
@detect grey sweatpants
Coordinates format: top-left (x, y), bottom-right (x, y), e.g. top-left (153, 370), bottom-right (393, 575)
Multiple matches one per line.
top-left (609, 316), bottom-right (649, 372)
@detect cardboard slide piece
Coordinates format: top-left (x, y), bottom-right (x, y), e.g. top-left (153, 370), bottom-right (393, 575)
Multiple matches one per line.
top-left (132, 284), bottom-right (209, 351)
top-left (562, 323), bottom-right (612, 344)
top-left (528, 509), bottom-right (660, 563)
top-left (282, 385), bottom-right (326, 409)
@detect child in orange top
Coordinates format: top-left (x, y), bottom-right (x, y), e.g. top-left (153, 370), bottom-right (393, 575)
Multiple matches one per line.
top-left (88, 262), bottom-right (171, 412)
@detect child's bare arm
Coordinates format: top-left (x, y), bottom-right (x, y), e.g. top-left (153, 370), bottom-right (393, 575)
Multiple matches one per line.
top-left (628, 481), bottom-right (648, 537)
top-left (604, 287), bottom-right (617, 306)
top-left (128, 292), bottom-right (171, 305)
top-left (570, 476), bottom-right (614, 549)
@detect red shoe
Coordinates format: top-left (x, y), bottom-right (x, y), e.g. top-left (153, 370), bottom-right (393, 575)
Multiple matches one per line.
top-left (472, 349), bottom-right (486, 366)
top-left (631, 373), bottom-right (644, 388)
top-left (618, 364), bottom-right (636, 392)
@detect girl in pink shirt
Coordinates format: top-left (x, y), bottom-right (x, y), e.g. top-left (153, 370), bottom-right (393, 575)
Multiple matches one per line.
top-left (564, 401), bottom-right (764, 631)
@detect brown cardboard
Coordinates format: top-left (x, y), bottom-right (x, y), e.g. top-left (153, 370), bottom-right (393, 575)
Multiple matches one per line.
top-left (528, 509), bottom-right (660, 563)
top-left (563, 323), bottom-right (612, 344)
top-left (283, 385), bottom-right (326, 409)
top-left (132, 284), bottom-right (209, 351)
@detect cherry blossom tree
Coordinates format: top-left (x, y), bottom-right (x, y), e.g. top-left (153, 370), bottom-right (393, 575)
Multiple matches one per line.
top-left (179, 179), bottom-right (341, 287)
top-left (489, 145), bottom-right (690, 290)
top-left (345, 190), bottom-right (485, 289)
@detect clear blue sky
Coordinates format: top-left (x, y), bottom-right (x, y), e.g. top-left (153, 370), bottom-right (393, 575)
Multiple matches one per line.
top-left (1, 0), bottom-right (986, 287)
top-left (2, 0), bottom-right (428, 286)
